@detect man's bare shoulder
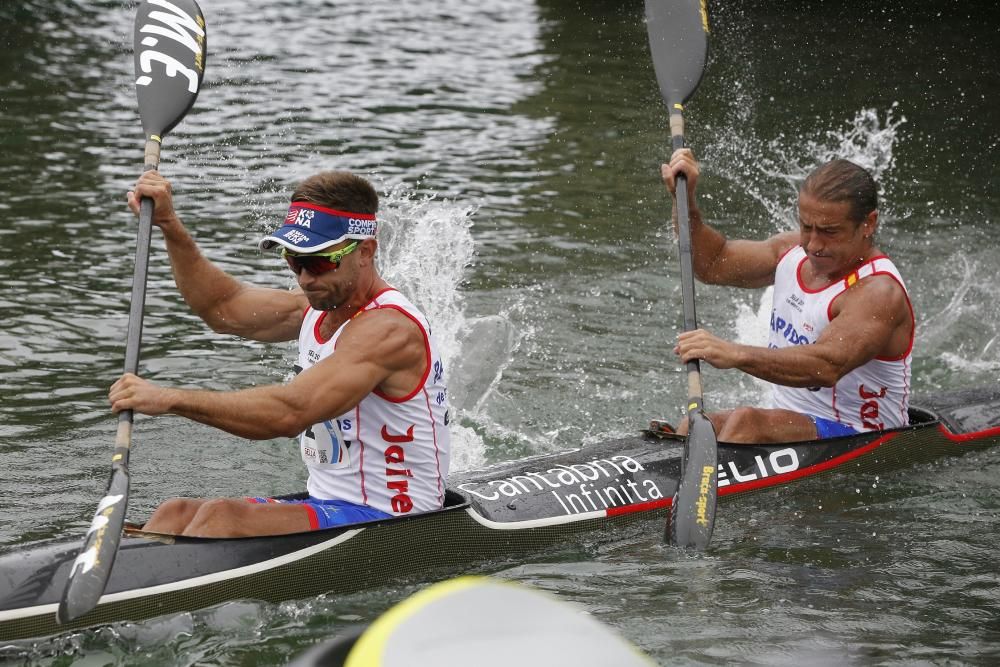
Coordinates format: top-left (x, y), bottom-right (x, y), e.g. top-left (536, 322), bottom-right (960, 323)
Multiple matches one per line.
top-left (767, 230), bottom-right (800, 259)
top-left (852, 270), bottom-right (907, 298)
top-left (353, 305), bottom-right (423, 333)
top-left (833, 271), bottom-right (909, 320)
top-left (339, 306), bottom-right (425, 359)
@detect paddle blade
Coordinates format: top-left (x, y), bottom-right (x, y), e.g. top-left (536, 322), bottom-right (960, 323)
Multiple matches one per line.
top-left (133, 0), bottom-right (207, 138)
top-left (56, 465), bottom-right (130, 623)
top-left (645, 0), bottom-right (709, 108)
top-left (668, 409), bottom-right (718, 549)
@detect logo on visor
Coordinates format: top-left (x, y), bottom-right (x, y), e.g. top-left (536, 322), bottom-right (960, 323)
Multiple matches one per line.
top-left (288, 209), bottom-right (315, 228)
top-left (347, 218), bottom-right (377, 236)
top-left (282, 229), bottom-right (310, 244)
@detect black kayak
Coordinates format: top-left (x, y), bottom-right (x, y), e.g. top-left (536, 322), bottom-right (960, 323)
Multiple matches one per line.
top-left (2, 386), bottom-right (999, 641)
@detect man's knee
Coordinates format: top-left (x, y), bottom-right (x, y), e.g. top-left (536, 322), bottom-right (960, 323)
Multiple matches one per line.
top-left (144, 497), bottom-right (203, 533)
top-left (155, 497), bottom-right (199, 513)
top-left (184, 498), bottom-right (251, 538)
top-left (718, 407), bottom-right (816, 443)
top-left (718, 407), bottom-right (764, 443)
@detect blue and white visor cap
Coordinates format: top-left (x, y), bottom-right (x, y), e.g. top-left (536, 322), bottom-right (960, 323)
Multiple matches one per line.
top-left (258, 202), bottom-right (378, 252)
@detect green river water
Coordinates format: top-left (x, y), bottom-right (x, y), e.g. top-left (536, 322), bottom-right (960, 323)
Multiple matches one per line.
top-left (1, 0), bottom-right (999, 663)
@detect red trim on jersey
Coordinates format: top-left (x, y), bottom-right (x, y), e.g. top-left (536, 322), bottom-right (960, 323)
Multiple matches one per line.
top-left (795, 255), bottom-right (828, 294)
top-left (868, 271), bottom-right (915, 361)
top-left (424, 387), bottom-right (445, 504)
top-left (313, 310), bottom-right (331, 344)
top-left (367, 287), bottom-right (397, 304)
top-left (817, 257), bottom-right (913, 362)
top-left (355, 405), bottom-right (367, 504)
top-left (796, 252), bottom-right (891, 295)
top-left (311, 288), bottom-right (402, 346)
top-left (826, 288), bottom-right (842, 323)
top-left (372, 305), bottom-right (433, 403)
top-left (824, 258), bottom-right (897, 322)
top-left (825, 276), bottom-right (914, 361)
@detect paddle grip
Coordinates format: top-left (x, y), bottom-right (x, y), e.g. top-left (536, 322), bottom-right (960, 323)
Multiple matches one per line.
top-left (144, 138), bottom-right (161, 171)
top-left (670, 125), bottom-right (704, 404)
top-left (119, 146), bottom-right (160, 428)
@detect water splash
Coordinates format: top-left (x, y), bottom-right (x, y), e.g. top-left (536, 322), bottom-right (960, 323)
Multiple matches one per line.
top-left (765, 106), bottom-right (905, 191)
top-left (920, 253), bottom-right (975, 347)
top-left (377, 184), bottom-right (532, 470)
top-left (919, 252), bottom-right (1000, 380)
top-left (706, 106), bottom-right (907, 233)
top-left (758, 106), bottom-right (907, 230)
top-left (940, 349), bottom-right (1000, 375)
top-left (449, 297), bottom-right (535, 470)
top-left (376, 183), bottom-right (475, 370)
top-left (451, 307), bottom-right (527, 415)
top-left (728, 287), bottom-right (775, 406)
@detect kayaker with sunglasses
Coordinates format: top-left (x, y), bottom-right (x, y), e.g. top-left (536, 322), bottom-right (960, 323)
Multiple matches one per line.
top-left (110, 170), bottom-right (450, 538)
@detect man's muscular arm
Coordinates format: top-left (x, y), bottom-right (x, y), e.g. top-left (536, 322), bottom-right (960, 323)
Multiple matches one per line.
top-left (676, 275), bottom-right (911, 386)
top-left (108, 309), bottom-right (427, 439)
top-left (661, 149), bottom-right (798, 288)
top-left (129, 171), bottom-right (307, 342)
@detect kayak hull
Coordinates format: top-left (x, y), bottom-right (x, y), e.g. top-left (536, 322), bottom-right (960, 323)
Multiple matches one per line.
top-left (2, 388), bottom-right (999, 641)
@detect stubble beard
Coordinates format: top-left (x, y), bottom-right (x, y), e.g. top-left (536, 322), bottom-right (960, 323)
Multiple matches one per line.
top-left (306, 273), bottom-right (359, 311)
top-left (307, 290), bottom-right (344, 312)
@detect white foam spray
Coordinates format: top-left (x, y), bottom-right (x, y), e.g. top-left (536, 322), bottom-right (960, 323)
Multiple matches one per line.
top-left (376, 185), bottom-right (529, 470)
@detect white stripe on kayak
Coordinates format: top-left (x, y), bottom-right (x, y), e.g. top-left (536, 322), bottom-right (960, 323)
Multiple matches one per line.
top-left (464, 506), bottom-right (606, 530)
top-left (0, 528), bottom-right (364, 624)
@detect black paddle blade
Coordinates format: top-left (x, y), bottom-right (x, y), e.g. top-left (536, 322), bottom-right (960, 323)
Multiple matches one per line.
top-left (668, 409), bottom-right (718, 549)
top-left (56, 464), bottom-right (130, 623)
top-left (133, 0), bottom-right (207, 138)
top-left (644, 0), bottom-right (709, 108)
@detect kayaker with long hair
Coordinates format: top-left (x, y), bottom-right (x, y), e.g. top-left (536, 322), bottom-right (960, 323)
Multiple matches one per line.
top-left (661, 148), bottom-right (914, 443)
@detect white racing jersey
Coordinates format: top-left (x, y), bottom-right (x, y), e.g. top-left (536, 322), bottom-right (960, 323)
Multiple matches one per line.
top-left (295, 288), bottom-right (450, 515)
top-left (768, 246), bottom-right (914, 431)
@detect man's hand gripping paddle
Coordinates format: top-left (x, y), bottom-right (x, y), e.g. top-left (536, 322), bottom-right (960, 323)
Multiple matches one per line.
top-left (644, 0), bottom-right (718, 550)
top-left (57, 0), bottom-right (207, 624)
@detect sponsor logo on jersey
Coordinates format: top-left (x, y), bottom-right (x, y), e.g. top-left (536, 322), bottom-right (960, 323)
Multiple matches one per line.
top-left (382, 424), bottom-right (416, 514)
top-left (770, 309), bottom-right (811, 345)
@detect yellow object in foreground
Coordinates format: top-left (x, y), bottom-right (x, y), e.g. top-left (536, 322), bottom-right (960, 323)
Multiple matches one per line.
top-left (291, 576), bottom-right (655, 667)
